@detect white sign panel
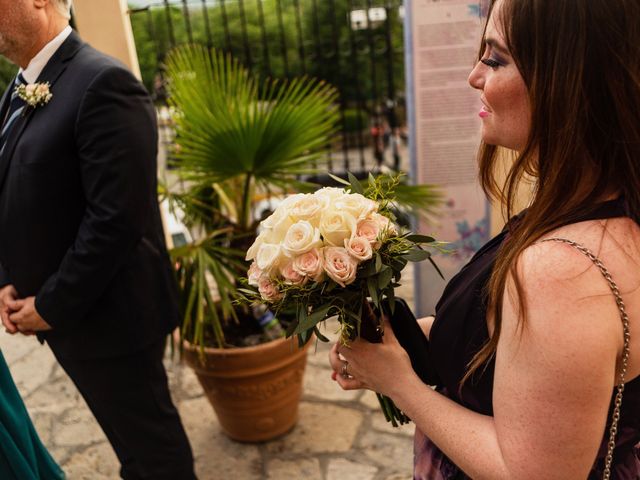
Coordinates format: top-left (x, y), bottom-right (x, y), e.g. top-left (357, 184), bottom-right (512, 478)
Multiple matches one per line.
top-left (405, 0), bottom-right (490, 315)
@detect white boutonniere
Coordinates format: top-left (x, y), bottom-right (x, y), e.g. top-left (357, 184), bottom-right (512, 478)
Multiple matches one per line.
top-left (14, 82), bottom-right (53, 108)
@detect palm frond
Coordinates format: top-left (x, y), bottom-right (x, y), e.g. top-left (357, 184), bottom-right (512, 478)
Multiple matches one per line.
top-left (164, 45), bottom-right (340, 186)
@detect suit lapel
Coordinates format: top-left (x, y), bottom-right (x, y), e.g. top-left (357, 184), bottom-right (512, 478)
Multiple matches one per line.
top-left (0, 31), bottom-right (85, 193)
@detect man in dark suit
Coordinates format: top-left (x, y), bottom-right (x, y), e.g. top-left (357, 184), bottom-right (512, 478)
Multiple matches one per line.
top-left (0, 1), bottom-right (196, 478)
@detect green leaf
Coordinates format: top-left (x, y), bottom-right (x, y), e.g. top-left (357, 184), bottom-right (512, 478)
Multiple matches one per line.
top-left (285, 318), bottom-right (298, 337)
top-left (325, 281), bottom-right (337, 293)
top-left (237, 288), bottom-right (258, 296)
top-left (313, 326), bottom-right (330, 342)
top-left (328, 173), bottom-right (351, 186)
top-left (406, 234), bottom-right (436, 244)
top-left (386, 288), bottom-right (396, 315)
top-left (360, 260), bottom-right (378, 277)
top-left (368, 172), bottom-right (376, 186)
top-left (347, 172), bottom-right (364, 195)
top-left (428, 255), bottom-right (445, 280)
top-left (375, 253), bottom-right (382, 273)
top-left (378, 268), bottom-right (394, 290)
top-left (389, 257), bottom-right (408, 272)
top-left (367, 277), bottom-right (379, 308)
top-left (298, 329), bottom-right (314, 346)
top-left (403, 248), bottom-right (431, 262)
top-left (294, 303), bottom-right (332, 334)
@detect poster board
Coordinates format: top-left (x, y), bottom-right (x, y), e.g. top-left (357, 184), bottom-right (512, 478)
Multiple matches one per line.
top-left (405, 0), bottom-right (490, 315)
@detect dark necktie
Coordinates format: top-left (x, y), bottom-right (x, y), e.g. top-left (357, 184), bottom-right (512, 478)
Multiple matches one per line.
top-left (0, 73), bottom-right (27, 155)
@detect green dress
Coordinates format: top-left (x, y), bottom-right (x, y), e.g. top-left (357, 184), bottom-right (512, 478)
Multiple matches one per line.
top-left (0, 351), bottom-right (64, 479)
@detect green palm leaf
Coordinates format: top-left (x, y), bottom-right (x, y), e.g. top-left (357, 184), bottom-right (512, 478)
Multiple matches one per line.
top-left (165, 45), bottom-right (339, 186)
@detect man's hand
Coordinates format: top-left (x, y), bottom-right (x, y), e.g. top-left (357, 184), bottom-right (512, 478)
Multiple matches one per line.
top-left (8, 297), bottom-right (52, 334)
top-left (0, 285), bottom-right (19, 334)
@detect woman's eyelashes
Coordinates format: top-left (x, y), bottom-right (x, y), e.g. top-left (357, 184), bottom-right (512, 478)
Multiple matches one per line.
top-left (481, 57), bottom-right (504, 69)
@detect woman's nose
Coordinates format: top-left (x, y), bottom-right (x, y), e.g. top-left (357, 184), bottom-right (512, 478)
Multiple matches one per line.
top-left (468, 61), bottom-right (485, 90)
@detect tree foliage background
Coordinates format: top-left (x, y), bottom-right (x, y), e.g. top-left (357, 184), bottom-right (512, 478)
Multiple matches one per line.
top-left (0, 2), bottom-right (405, 121)
top-left (0, 58), bottom-right (16, 94)
top-left (130, 1), bottom-right (405, 108)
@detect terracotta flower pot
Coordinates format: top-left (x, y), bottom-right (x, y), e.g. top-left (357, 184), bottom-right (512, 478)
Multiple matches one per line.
top-left (181, 336), bottom-right (311, 442)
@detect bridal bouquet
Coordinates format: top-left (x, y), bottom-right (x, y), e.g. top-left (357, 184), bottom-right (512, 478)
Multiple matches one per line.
top-left (240, 174), bottom-right (442, 426)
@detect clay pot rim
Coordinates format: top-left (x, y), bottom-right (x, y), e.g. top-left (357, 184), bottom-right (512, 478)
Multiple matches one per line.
top-left (180, 334), bottom-right (310, 356)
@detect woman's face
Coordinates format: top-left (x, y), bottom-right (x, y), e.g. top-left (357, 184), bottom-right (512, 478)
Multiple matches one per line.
top-left (468, 0), bottom-right (530, 152)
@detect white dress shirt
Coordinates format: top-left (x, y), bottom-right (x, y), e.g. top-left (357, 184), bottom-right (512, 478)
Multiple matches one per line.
top-left (20, 25), bottom-right (73, 84)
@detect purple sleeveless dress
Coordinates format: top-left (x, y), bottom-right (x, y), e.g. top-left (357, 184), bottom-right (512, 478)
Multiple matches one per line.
top-left (414, 199), bottom-right (640, 479)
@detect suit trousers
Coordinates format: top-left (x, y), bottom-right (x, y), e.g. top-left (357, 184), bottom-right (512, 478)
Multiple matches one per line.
top-left (52, 340), bottom-right (196, 480)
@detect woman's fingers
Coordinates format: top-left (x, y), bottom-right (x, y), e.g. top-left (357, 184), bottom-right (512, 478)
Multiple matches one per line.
top-left (328, 343), bottom-right (344, 372)
top-left (335, 371), bottom-right (365, 390)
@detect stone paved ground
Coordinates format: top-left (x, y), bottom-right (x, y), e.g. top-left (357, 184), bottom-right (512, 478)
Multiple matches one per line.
top-left (0, 266), bottom-right (416, 480)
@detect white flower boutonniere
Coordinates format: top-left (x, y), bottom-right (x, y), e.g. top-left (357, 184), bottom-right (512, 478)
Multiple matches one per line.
top-left (15, 82), bottom-right (53, 108)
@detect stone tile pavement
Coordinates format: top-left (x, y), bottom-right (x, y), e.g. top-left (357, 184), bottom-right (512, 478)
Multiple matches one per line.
top-left (0, 267), bottom-right (417, 480)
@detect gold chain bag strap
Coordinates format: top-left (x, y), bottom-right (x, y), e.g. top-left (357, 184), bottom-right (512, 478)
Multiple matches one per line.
top-left (540, 238), bottom-right (631, 480)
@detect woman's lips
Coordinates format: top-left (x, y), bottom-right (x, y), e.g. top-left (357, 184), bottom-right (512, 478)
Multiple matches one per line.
top-left (479, 105), bottom-right (490, 118)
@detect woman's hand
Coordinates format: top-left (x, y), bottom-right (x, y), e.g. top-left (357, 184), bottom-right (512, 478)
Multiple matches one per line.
top-left (328, 316), bottom-right (417, 397)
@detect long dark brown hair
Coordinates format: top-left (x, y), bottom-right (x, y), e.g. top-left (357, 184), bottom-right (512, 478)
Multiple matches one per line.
top-left (464, 0), bottom-right (640, 384)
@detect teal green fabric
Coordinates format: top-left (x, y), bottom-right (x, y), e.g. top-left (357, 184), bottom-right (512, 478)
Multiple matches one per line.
top-left (0, 351), bottom-right (64, 480)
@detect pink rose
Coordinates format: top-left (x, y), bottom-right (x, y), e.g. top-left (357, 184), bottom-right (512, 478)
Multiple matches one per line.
top-left (344, 236), bottom-right (373, 262)
top-left (279, 260), bottom-right (307, 285)
top-left (247, 261), bottom-right (263, 287)
top-left (323, 247), bottom-right (358, 287)
top-left (292, 248), bottom-right (325, 282)
top-left (355, 218), bottom-right (381, 248)
top-left (258, 277), bottom-right (282, 301)
top-left (372, 213), bottom-right (397, 237)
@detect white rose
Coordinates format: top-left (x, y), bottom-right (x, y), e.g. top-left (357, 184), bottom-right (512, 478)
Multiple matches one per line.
top-left (282, 220), bottom-right (322, 257)
top-left (279, 193), bottom-right (307, 209)
top-left (259, 206), bottom-right (294, 242)
top-left (344, 236), bottom-right (373, 262)
top-left (319, 210), bottom-right (357, 247)
top-left (292, 248), bottom-right (325, 281)
top-left (323, 247), bottom-right (358, 287)
top-left (246, 230), bottom-right (272, 261)
top-left (25, 84), bottom-right (36, 95)
top-left (258, 277), bottom-right (282, 301)
top-left (333, 193), bottom-right (378, 220)
top-left (279, 260), bottom-right (307, 285)
top-left (314, 187), bottom-right (346, 204)
top-left (289, 194), bottom-right (329, 226)
top-left (256, 243), bottom-right (284, 273)
top-left (247, 261), bottom-right (264, 286)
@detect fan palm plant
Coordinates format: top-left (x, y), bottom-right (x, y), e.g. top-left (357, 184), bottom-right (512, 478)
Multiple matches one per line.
top-left (163, 45), bottom-right (340, 349)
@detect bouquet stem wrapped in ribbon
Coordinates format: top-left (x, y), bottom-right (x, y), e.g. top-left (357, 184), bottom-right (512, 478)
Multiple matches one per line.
top-left (240, 173), bottom-right (444, 426)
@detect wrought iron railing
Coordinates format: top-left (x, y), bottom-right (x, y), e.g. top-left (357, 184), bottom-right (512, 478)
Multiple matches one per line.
top-left (128, 0), bottom-right (408, 179)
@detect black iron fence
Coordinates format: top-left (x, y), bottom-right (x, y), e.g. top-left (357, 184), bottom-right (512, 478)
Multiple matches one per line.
top-left (128, 0), bottom-right (408, 177)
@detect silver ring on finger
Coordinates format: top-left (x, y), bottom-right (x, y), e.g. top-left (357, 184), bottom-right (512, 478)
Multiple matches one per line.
top-left (341, 360), bottom-right (349, 377)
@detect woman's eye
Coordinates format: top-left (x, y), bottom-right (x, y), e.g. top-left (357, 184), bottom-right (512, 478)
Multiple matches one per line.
top-left (481, 58), bottom-right (502, 68)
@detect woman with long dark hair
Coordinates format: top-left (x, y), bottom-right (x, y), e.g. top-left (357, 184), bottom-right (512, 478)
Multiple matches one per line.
top-left (329, 0), bottom-right (640, 477)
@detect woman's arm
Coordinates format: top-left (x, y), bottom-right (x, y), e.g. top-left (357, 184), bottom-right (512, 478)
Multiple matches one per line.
top-left (332, 242), bottom-right (621, 479)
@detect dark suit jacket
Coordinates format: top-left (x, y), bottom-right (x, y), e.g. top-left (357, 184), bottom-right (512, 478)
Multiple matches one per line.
top-left (0, 32), bottom-right (179, 359)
